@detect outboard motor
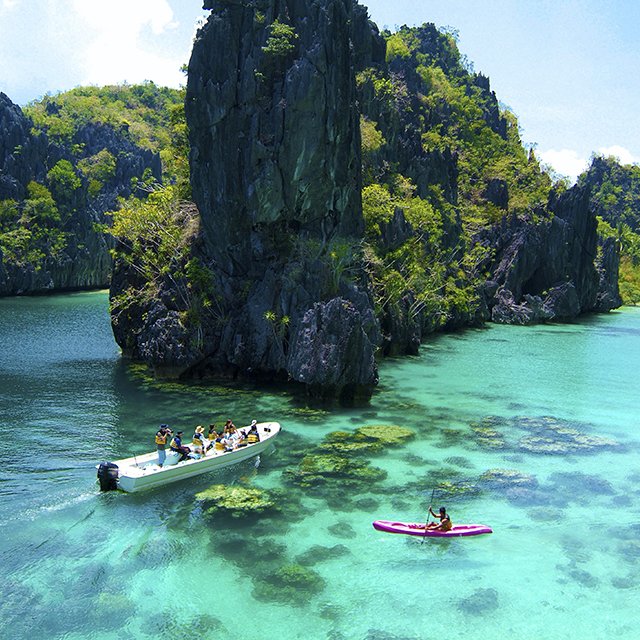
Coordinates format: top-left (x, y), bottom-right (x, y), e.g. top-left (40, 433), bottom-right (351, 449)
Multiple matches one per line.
top-left (97, 461), bottom-right (119, 492)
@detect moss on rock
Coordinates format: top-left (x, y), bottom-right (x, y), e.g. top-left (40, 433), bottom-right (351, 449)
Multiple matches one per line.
top-left (285, 454), bottom-right (387, 488)
top-left (354, 424), bottom-right (415, 444)
top-left (470, 422), bottom-right (507, 449)
top-left (316, 431), bottom-right (383, 456)
top-left (195, 484), bottom-right (278, 517)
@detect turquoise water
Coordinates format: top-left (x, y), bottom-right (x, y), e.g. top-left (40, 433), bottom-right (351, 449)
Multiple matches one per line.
top-left (1, 293), bottom-right (639, 639)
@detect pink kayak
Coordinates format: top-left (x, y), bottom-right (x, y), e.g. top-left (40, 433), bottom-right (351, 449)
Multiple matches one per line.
top-left (373, 520), bottom-right (493, 537)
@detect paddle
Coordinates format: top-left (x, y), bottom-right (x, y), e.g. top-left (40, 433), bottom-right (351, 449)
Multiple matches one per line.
top-left (421, 487), bottom-right (436, 544)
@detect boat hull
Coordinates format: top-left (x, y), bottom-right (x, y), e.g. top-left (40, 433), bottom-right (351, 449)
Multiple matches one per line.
top-left (100, 422), bottom-right (280, 493)
top-left (372, 520), bottom-right (492, 537)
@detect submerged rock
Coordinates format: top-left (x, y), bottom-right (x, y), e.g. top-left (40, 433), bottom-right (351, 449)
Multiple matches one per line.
top-left (195, 484), bottom-right (278, 517)
top-left (252, 563), bottom-right (326, 604)
top-left (518, 433), bottom-right (619, 455)
top-left (469, 419), bottom-right (507, 450)
top-left (457, 588), bottom-right (499, 616)
top-left (295, 543), bottom-right (350, 566)
top-left (354, 424), bottom-right (415, 444)
top-left (285, 453), bottom-right (387, 488)
top-left (479, 468), bottom-right (538, 490)
top-left (315, 424), bottom-right (414, 456)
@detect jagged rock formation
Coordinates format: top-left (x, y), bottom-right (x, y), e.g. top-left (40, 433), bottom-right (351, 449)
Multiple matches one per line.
top-left (478, 185), bottom-right (620, 323)
top-left (0, 92), bottom-right (48, 201)
top-left (594, 236), bottom-right (622, 311)
top-left (0, 92), bottom-right (161, 295)
top-left (172, 0), bottom-right (382, 401)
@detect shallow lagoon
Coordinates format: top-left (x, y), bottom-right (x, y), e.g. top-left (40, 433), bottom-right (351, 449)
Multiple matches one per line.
top-left (1, 293), bottom-right (639, 639)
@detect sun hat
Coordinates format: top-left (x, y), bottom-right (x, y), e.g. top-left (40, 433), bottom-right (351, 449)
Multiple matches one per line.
top-left (251, 420), bottom-right (257, 426)
top-left (195, 426), bottom-right (204, 433)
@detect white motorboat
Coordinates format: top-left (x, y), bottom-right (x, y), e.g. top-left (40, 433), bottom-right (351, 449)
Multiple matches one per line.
top-left (97, 421), bottom-right (281, 493)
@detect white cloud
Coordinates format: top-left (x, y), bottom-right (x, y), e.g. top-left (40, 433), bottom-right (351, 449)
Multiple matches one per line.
top-left (71, 0), bottom-right (177, 35)
top-left (68, 0), bottom-right (184, 88)
top-left (597, 145), bottom-right (640, 166)
top-left (0, 0), bottom-right (205, 104)
top-left (537, 145), bottom-right (640, 184)
top-left (0, 0), bottom-right (19, 14)
top-left (537, 148), bottom-right (589, 183)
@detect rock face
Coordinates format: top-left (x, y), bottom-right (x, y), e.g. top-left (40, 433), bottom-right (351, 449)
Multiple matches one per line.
top-left (177, 0), bottom-right (381, 400)
top-left (0, 92), bottom-right (48, 201)
top-left (0, 92), bottom-right (161, 296)
top-left (189, 0), bottom-right (367, 259)
top-left (479, 185), bottom-right (620, 323)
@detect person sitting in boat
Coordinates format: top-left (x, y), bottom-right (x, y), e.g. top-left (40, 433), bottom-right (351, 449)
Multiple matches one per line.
top-left (169, 431), bottom-right (191, 462)
top-left (213, 436), bottom-right (226, 452)
top-left (155, 424), bottom-right (172, 467)
top-left (206, 425), bottom-right (219, 451)
top-left (234, 426), bottom-right (249, 447)
top-left (223, 419), bottom-right (235, 433)
top-left (426, 506), bottom-right (453, 532)
top-left (223, 428), bottom-right (238, 451)
top-left (192, 426), bottom-right (206, 457)
top-left (246, 420), bottom-right (260, 444)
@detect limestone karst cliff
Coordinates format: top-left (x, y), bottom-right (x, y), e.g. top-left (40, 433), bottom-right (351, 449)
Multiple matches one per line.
top-left (110, 0), bottom-right (383, 401)
top-left (0, 90), bottom-right (162, 295)
top-left (107, 0), bottom-right (621, 401)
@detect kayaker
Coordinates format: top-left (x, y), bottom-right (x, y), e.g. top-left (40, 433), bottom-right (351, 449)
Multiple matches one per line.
top-left (426, 506), bottom-right (452, 532)
top-left (155, 424), bottom-right (172, 467)
top-left (170, 431), bottom-right (191, 462)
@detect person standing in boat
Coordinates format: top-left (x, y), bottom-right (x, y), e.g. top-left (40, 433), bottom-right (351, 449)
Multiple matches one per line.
top-left (426, 506), bottom-right (453, 532)
top-left (155, 424), bottom-right (172, 467)
top-left (169, 431), bottom-right (191, 462)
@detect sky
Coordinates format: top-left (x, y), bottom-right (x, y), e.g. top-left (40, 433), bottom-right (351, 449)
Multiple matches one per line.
top-left (1, 0), bottom-right (638, 181)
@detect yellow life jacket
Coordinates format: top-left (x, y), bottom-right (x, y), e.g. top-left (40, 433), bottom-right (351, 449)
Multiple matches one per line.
top-left (247, 433), bottom-right (259, 443)
top-left (155, 432), bottom-right (167, 445)
top-left (214, 440), bottom-right (225, 450)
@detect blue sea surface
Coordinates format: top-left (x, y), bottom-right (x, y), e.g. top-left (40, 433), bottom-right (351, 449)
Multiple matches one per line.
top-left (1, 292), bottom-right (639, 639)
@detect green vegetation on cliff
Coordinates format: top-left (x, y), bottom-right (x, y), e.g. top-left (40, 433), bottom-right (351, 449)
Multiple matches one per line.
top-left (24, 82), bottom-right (183, 178)
top-left (0, 182), bottom-right (66, 268)
top-left (581, 155), bottom-right (640, 304)
top-left (0, 82), bottom-right (183, 281)
top-left (358, 24), bottom-right (553, 334)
